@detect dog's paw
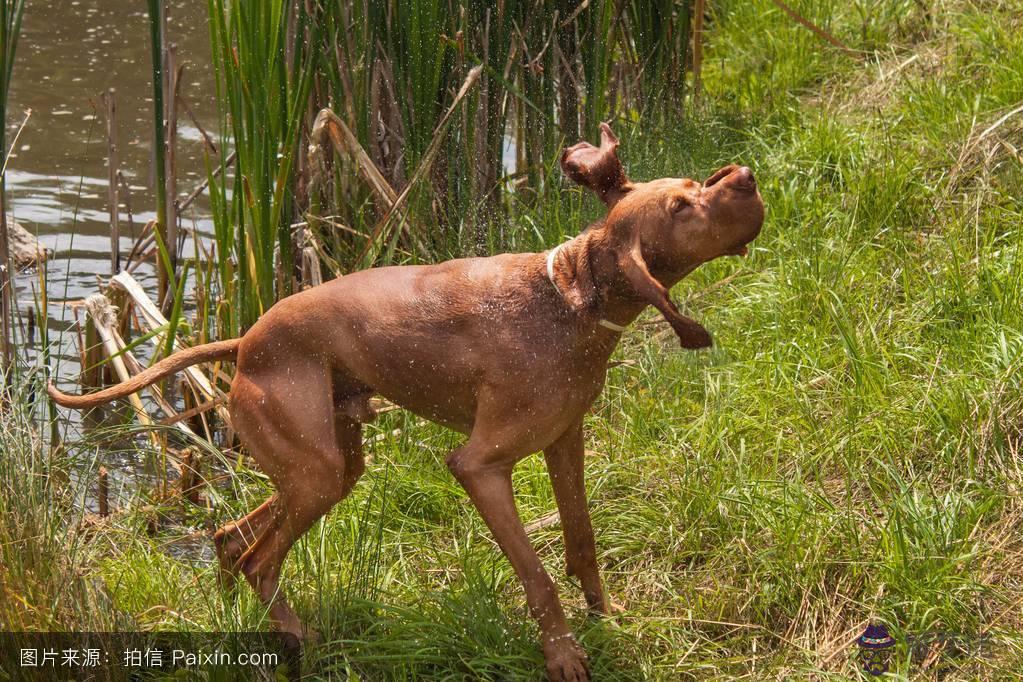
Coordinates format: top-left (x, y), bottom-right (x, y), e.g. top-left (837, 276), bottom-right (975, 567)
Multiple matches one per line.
top-left (272, 605), bottom-right (321, 646)
top-left (587, 594), bottom-right (626, 618)
top-left (544, 634), bottom-right (590, 682)
top-left (298, 625), bottom-right (322, 646)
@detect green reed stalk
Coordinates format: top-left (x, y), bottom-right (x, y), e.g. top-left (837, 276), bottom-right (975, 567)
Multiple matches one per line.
top-left (578, 0), bottom-right (617, 138)
top-left (626, 0), bottom-right (691, 113)
top-left (207, 0), bottom-right (316, 331)
top-left (145, 0), bottom-right (172, 308)
top-left (0, 0), bottom-right (26, 372)
top-left (383, 0), bottom-right (449, 170)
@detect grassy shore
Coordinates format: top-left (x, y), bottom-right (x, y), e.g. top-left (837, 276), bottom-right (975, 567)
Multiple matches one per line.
top-left (4, 0), bottom-right (1023, 678)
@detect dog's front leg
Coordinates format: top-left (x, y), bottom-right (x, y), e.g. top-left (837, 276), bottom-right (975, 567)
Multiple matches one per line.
top-left (543, 421), bottom-right (610, 615)
top-left (447, 436), bottom-right (590, 682)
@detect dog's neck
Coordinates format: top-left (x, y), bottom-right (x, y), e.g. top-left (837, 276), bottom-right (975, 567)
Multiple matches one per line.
top-left (547, 228), bottom-right (695, 332)
top-left (547, 242), bottom-right (629, 332)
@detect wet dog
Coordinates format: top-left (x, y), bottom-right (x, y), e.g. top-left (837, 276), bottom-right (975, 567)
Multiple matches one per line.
top-left (50, 123), bottom-right (764, 681)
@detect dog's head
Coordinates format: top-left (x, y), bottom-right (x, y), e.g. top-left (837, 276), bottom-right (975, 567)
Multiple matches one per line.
top-left (561, 123), bottom-right (765, 348)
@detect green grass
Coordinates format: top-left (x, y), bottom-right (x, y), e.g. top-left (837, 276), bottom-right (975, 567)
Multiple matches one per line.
top-left (0, 373), bottom-right (129, 632)
top-left (6, 0), bottom-right (1023, 679)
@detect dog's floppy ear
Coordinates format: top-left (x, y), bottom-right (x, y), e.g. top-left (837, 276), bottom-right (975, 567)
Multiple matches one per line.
top-left (617, 235), bottom-right (712, 349)
top-left (549, 235), bottom-right (601, 315)
top-left (561, 122), bottom-right (632, 207)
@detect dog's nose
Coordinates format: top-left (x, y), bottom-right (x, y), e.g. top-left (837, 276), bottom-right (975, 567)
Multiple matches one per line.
top-left (728, 166), bottom-right (756, 192)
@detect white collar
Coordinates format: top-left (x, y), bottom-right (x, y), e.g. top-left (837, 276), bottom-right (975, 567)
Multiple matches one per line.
top-left (546, 242), bottom-right (628, 333)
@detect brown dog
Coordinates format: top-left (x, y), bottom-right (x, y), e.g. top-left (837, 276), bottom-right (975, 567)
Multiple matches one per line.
top-left (49, 124), bottom-right (764, 681)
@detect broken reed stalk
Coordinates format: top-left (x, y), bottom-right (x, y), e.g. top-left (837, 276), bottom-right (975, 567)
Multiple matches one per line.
top-left (111, 271), bottom-right (232, 428)
top-left (178, 448), bottom-right (201, 505)
top-left (103, 88), bottom-right (120, 274)
top-left (97, 466), bottom-right (109, 517)
top-left (300, 242), bottom-right (322, 290)
top-left (82, 293), bottom-right (201, 450)
top-left (81, 312), bottom-right (106, 391)
top-left (83, 293), bottom-right (160, 447)
top-left (311, 109), bottom-right (401, 212)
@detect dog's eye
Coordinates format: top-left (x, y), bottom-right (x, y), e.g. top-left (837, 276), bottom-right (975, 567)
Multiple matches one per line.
top-left (670, 197), bottom-right (691, 213)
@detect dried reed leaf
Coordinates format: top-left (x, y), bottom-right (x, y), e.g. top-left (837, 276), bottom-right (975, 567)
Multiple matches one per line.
top-left (311, 108), bottom-right (399, 206)
top-left (111, 272), bottom-right (232, 427)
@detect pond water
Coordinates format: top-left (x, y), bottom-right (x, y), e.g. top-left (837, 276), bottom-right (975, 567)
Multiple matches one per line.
top-left (4, 2), bottom-right (230, 527)
top-left (5, 0), bottom-right (218, 377)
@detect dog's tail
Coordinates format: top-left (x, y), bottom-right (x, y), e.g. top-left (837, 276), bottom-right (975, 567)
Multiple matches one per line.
top-left (47, 338), bottom-right (242, 409)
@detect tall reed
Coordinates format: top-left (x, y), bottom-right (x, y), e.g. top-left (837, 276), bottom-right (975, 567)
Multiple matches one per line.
top-left (626, 0), bottom-right (692, 113)
top-left (145, 0), bottom-right (172, 309)
top-left (0, 0), bottom-right (26, 372)
top-left (311, 0), bottom-right (697, 268)
top-left (206, 0), bottom-right (317, 333)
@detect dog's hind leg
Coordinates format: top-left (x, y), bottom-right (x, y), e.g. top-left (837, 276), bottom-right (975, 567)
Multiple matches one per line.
top-left (215, 388), bottom-right (373, 587)
top-left (224, 367), bottom-right (366, 641)
top-left (213, 495), bottom-right (280, 589)
top-left (238, 420), bottom-right (364, 640)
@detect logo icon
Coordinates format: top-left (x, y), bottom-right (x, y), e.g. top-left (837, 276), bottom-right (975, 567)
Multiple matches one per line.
top-left (857, 623), bottom-right (895, 675)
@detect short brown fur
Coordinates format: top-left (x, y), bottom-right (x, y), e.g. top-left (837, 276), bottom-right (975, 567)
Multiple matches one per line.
top-left (49, 125), bottom-right (764, 681)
